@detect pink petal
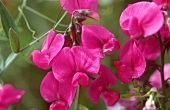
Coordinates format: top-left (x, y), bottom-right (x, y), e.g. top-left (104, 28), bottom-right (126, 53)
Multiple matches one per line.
top-left (49, 100), bottom-right (68, 110)
top-left (0, 84), bottom-right (25, 107)
top-left (114, 61), bottom-right (133, 84)
top-left (52, 47), bottom-right (76, 82)
top-left (30, 50), bottom-right (50, 69)
top-left (82, 24), bottom-right (119, 58)
top-left (88, 64), bottom-right (117, 104)
top-left (149, 63), bottom-right (170, 89)
top-left (71, 46), bottom-right (100, 74)
top-left (120, 2), bottom-right (163, 38)
top-left (40, 72), bottom-right (76, 106)
top-left (72, 72), bottom-right (90, 87)
top-left (101, 89), bottom-right (120, 106)
top-left (40, 72), bottom-right (59, 102)
top-left (87, 10), bottom-right (100, 20)
top-left (138, 38), bottom-right (160, 60)
top-left (60, 0), bottom-right (98, 14)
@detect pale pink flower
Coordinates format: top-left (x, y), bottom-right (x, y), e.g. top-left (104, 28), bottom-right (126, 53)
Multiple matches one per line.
top-left (114, 39), bottom-right (146, 84)
top-left (138, 37), bottom-right (160, 61)
top-left (0, 84), bottom-right (25, 110)
top-left (88, 64), bottom-right (120, 106)
top-left (31, 30), bottom-right (64, 69)
top-left (149, 63), bottom-right (170, 89)
top-left (82, 24), bottom-right (120, 58)
top-left (120, 2), bottom-right (164, 38)
top-left (52, 46), bottom-right (100, 87)
top-left (40, 72), bottom-right (76, 110)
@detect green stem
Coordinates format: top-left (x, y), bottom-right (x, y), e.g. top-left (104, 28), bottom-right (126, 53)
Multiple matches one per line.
top-left (158, 32), bottom-right (166, 110)
top-left (53, 11), bottom-right (67, 29)
top-left (74, 85), bottom-right (80, 110)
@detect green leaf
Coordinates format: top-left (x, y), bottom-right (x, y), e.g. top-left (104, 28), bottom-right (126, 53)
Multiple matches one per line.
top-left (0, 1), bottom-right (18, 38)
top-left (8, 28), bottom-right (20, 53)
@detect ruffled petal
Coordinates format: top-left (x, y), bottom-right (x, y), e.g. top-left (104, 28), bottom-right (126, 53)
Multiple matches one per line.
top-left (49, 100), bottom-right (68, 110)
top-left (71, 46), bottom-right (100, 74)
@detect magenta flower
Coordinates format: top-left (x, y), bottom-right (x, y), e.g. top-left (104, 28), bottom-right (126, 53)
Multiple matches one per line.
top-left (114, 39), bottom-right (146, 84)
top-left (153, 0), bottom-right (170, 10)
top-left (60, 0), bottom-right (100, 20)
top-left (149, 63), bottom-right (170, 89)
top-left (88, 64), bottom-right (120, 106)
top-left (138, 37), bottom-right (160, 61)
top-left (52, 46), bottom-right (100, 87)
top-left (82, 24), bottom-right (120, 58)
top-left (160, 24), bottom-right (170, 39)
top-left (120, 2), bottom-right (164, 38)
top-left (0, 84), bottom-right (25, 110)
top-left (31, 30), bottom-right (64, 69)
top-left (40, 72), bottom-right (76, 110)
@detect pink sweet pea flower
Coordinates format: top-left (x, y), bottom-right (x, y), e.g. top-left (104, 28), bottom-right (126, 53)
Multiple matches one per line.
top-left (40, 72), bottom-right (76, 110)
top-left (120, 2), bottom-right (164, 38)
top-left (149, 63), bottom-right (170, 89)
top-left (0, 84), bottom-right (25, 110)
top-left (52, 46), bottom-right (100, 87)
top-left (82, 24), bottom-right (120, 58)
top-left (31, 30), bottom-right (64, 69)
top-left (114, 39), bottom-right (146, 84)
top-left (138, 37), bottom-right (160, 61)
top-left (60, 0), bottom-right (100, 20)
top-left (89, 64), bottom-right (120, 106)
top-left (153, 0), bottom-right (170, 10)
top-left (160, 24), bottom-right (170, 39)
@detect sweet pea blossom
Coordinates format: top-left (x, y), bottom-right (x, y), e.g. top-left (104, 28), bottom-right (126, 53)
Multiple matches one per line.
top-left (0, 84), bottom-right (25, 110)
top-left (153, 0), bottom-right (170, 10)
top-left (31, 30), bottom-right (64, 69)
top-left (138, 37), bottom-right (160, 61)
top-left (60, 0), bottom-right (100, 20)
top-left (89, 64), bottom-right (120, 106)
top-left (114, 39), bottom-right (146, 84)
top-left (52, 46), bottom-right (100, 87)
top-left (82, 24), bottom-right (120, 58)
top-left (120, 2), bottom-right (164, 38)
top-left (40, 72), bottom-right (76, 110)
top-left (149, 63), bottom-right (170, 89)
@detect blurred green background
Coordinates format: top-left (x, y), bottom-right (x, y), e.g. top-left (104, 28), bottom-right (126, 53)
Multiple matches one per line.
top-left (0, 0), bottom-right (165, 110)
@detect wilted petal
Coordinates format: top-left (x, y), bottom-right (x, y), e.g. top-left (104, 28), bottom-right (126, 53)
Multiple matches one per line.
top-left (0, 84), bottom-right (25, 108)
top-left (60, 0), bottom-right (98, 14)
top-left (120, 2), bottom-right (163, 38)
top-left (82, 24), bottom-right (120, 58)
top-left (49, 100), bottom-right (68, 110)
top-left (101, 89), bottom-right (120, 106)
top-left (89, 64), bottom-right (118, 104)
top-left (71, 46), bottom-right (100, 74)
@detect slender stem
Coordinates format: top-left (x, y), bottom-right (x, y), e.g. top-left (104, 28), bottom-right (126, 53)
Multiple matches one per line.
top-left (53, 11), bottom-right (67, 29)
top-left (158, 32), bottom-right (166, 110)
top-left (74, 85), bottom-right (80, 110)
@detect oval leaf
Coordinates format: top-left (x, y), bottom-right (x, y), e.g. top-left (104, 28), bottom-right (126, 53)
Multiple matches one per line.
top-left (0, 1), bottom-right (18, 38)
top-left (9, 28), bottom-right (20, 53)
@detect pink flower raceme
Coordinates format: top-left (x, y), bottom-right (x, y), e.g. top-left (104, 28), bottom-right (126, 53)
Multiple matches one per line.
top-left (40, 72), bottom-right (76, 110)
top-left (60, 0), bottom-right (100, 20)
top-left (149, 63), bottom-right (170, 89)
top-left (114, 39), bottom-right (146, 84)
top-left (138, 37), bottom-right (160, 61)
top-left (52, 46), bottom-right (100, 87)
top-left (120, 2), bottom-right (164, 38)
top-left (88, 64), bottom-right (120, 106)
top-left (31, 30), bottom-right (64, 69)
top-left (0, 84), bottom-right (25, 110)
top-left (82, 24), bottom-right (120, 58)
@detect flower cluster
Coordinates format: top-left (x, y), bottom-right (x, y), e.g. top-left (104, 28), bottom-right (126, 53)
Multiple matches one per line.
top-left (31, 0), bottom-right (120, 109)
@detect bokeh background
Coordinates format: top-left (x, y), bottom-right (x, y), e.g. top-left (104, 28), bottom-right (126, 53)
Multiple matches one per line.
top-left (1, 0), bottom-right (169, 110)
